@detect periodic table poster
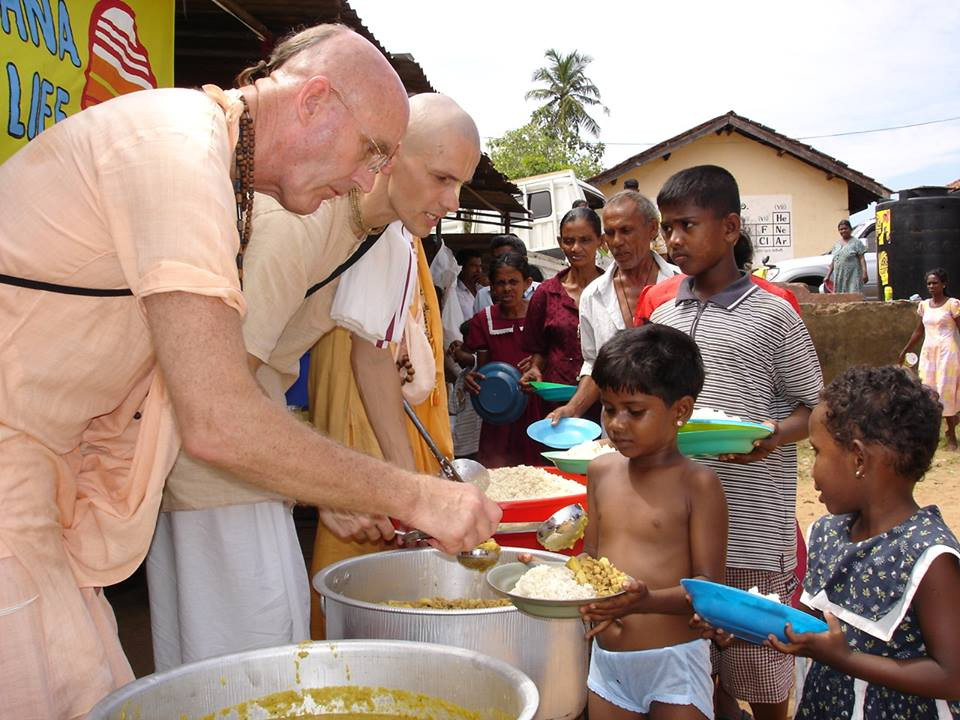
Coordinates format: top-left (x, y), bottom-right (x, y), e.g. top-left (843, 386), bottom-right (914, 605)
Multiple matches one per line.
top-left (742, 195), bottom-right (793, 264)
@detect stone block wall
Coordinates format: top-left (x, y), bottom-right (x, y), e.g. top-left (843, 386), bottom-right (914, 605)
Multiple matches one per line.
top-left (797, 299), bottom-right (918, 385)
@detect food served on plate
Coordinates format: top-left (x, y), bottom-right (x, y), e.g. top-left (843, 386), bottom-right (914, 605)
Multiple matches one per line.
top-left (484, 465), bottom-right (585, 501)
top-left (512, 565), bottom-right (595, 600)
top-left (747, 585), bottom-right (780, 602)
top-left (688, 407), bottom-right (742, 422)
top-left (511, 555), bottom-right (628, 600)
top-left (548, 439), bottom-right (617, 461)
top-left (565, 554), bottom-right (629, 596)
top-left (385, 597), bottom-right (512, 609)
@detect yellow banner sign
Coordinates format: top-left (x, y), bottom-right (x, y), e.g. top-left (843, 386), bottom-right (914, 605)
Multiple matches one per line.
top-left (876, 208), bottom-right (891, 246)
top-left (1, 0), bottom-right (174, 163)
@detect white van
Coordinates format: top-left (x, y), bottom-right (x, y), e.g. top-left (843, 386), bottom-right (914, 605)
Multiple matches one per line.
top-left (511, 170), bottom-right (607, 256)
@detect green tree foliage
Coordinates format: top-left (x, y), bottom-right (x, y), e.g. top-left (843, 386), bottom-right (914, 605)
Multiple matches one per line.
top-left (488, 48), bottom-right (608, 180)
top-left (488, 121), bottom-right (604, 180)
top-left (525, 49), bottom-right (608, 141)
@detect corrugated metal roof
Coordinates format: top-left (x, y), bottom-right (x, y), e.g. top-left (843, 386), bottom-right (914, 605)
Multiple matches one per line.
top-left (175, 0), bottom-right (522, 214)
top-left (588, 111), bottom-right (892, 214)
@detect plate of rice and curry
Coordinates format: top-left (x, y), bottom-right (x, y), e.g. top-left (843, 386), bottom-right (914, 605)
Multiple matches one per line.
top-left (487, 554), bottom-right (632, 619)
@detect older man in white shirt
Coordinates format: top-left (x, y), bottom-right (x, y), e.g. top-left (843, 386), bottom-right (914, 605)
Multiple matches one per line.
top-left (549, 190), bottom-right (679, 423)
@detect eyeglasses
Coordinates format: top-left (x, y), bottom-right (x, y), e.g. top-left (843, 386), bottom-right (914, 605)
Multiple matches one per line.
top-left (329, 85), bottom-right (394, 174)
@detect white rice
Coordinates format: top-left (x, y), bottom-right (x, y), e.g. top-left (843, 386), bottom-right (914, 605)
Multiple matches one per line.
top-left (552, 439), bottom-right (618, 461)
top-left (690, 407), bottom-right (742, 422)
top-left (747, 585), bottom-right (780, 602)
top-left (511, 565), bottom-right (596, 600)
top-left (485, 465), bottom-right (584, 502)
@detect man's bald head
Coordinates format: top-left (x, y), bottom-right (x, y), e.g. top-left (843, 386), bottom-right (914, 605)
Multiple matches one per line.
top-left (244, 25), bottom-right (410, 214)
top-left (401, 93), bottom-right (481, 160)
top-left (381, 93), bottom-right (481, 237)
top-left (270, 27), bottom-right (408, 150)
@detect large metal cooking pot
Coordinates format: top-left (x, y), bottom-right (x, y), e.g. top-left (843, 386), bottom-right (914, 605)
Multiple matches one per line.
top-left (315, 548), bottom-right (589, 720)
top-left (87, 639), bottom-right (538, 719)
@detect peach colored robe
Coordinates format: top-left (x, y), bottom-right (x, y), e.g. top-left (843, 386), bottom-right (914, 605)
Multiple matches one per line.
top-left (0, 87), bottom-right (245, 719)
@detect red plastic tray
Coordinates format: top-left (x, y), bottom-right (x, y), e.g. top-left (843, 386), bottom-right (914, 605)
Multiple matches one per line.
top-left (496, 466), bottom-right (587, 523)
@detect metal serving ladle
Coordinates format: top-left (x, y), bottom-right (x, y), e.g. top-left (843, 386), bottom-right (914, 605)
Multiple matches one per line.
top-left (394, 503), bottom-right (588, 571)
top-left (536, 503), bottom-right (588, 552)
top-left (402, 400), bottom-right (490, 492)
top-left (393, 529), bottom-right (501, 571)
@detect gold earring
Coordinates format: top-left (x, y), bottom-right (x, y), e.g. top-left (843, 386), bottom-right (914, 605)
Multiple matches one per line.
top-left (855, 467), bottom-right (865, 479)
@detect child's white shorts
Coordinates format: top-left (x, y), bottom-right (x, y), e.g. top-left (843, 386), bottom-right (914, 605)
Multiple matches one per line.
top-left (588, 637), bottom-right (714, 719)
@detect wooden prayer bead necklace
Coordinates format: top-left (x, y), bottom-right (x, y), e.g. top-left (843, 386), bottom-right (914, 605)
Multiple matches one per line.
top-left (234, 95), bottom-right (255, 283)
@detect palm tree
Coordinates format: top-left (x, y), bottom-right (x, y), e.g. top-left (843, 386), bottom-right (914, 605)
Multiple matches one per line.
top-left (525, 49), bottom-right (608, 140)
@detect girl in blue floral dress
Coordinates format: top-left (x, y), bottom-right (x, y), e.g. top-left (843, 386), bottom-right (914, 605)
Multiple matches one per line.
top-left (769, 366), bottom-right (960, 718)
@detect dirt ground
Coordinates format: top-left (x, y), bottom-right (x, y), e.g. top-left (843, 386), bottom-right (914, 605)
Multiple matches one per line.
top-left (796, 438), bottom-right (960, 535)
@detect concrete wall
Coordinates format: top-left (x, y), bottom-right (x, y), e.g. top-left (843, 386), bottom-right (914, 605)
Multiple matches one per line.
top-left (798, 298), bottom-right (919, 385)
top-left (599, 132), bottom-right (851, 258)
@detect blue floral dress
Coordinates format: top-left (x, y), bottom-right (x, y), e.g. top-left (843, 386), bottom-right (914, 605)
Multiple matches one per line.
top-left (831, 238), bottom-right (867, 293)
top-left (796, 506), bottom-right (960, 719)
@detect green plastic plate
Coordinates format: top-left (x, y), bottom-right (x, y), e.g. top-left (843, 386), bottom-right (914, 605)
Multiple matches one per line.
top-left (677, 421), bottom-right (772, 457)
top-left (540, 451), bottom-right (590, 475)
top-left (528, 381), bottom-right (577, 403)
top-left (486, 561), bottom-right (626, 620)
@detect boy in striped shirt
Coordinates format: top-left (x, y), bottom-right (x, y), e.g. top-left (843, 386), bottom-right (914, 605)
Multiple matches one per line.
top-left (649, 165), bottom-right (822, 720)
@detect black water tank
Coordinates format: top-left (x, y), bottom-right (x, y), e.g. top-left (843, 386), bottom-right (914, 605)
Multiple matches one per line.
top-left (876, 188), bottom-right (960, 300)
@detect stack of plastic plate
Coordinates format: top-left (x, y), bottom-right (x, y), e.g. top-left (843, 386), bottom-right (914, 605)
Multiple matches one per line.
top-left (470, 362), bottom-right (528, 425)
top-left (677, 419), bottom-right (773, 457)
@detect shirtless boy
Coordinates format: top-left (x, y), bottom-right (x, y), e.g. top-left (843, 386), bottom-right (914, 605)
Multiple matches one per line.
top-left (580, 324), bottom-right (728, 720)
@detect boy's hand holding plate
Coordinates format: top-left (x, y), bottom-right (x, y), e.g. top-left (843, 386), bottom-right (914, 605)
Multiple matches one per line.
top-left (716, 419), bottom-right (778, 463)
top-left (579, 577), bottom-right (649, 638)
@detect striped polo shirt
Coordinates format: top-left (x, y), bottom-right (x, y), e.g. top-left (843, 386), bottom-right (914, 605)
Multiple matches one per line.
top-left (650, 273), bottom-right (823, 572)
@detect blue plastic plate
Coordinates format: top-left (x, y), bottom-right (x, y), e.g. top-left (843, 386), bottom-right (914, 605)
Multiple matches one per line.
top-left (528, 381), bottom-right (577, 403)
top-left (681, 578), bottom-right (827, 644)
top-left (677, 420), bottom-right (772, 457)
top-left (527, 418), bottom-right (602, 449)
top-left (470, 362), bottom-right (528, 425)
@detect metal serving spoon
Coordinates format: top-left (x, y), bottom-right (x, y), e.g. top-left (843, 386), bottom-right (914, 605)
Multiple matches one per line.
top-left (536, 503), bottom-right (588, 552)
top-left (402, 400), bottom-right (490, 491)
top-left (393, 529), bottom-right (502, 571)
top-left (394, 503), bottom-right (587, 571)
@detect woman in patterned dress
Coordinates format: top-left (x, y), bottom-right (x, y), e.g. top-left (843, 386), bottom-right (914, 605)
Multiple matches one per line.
top-left (824, 219), bottom-right (868, 294)
top-left (899, 268), bottom-right (960, 450)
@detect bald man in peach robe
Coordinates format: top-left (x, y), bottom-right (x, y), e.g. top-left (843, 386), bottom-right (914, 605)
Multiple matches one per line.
top-left (0, 25), bottom-right (498, 719)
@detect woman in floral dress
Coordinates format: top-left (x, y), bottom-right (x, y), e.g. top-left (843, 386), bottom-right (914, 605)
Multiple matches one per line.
top-left (824, 219), bottom-right (868, 294)
top-left (899, 267), bottom-right (960, 450)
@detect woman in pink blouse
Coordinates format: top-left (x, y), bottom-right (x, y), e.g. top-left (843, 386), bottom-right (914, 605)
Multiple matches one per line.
top-left (520, 208), bottom-right (604, 418)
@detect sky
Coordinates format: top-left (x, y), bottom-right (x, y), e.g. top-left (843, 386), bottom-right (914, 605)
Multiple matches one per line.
top-left (350, 0), bottom-right (960, 220)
